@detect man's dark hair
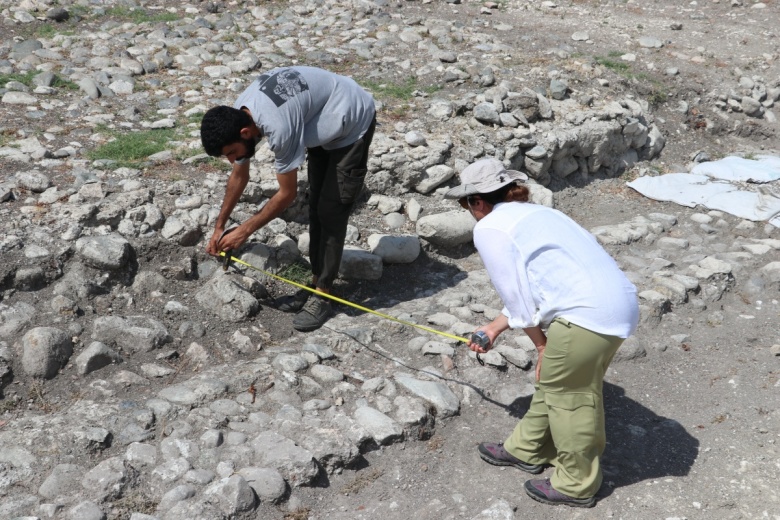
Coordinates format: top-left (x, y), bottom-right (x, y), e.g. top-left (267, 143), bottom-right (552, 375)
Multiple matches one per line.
top-left (200, 106), bottom-right (254, 156)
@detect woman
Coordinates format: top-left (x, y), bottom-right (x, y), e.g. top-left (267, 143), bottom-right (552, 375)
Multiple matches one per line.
top-left (445, 158), bottom-right (639, 508)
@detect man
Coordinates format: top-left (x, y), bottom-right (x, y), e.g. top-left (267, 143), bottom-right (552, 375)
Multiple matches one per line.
top-left (200, 66), bottom-right (376, 332)
top-left (446, 158), bottom-right (639, 508)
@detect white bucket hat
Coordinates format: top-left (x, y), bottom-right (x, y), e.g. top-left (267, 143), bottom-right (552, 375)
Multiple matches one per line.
top-left (444, 158), bottom-right (528, 199)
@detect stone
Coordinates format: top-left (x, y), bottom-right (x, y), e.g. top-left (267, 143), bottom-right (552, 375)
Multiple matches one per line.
top-left (2, 91), bottom-right (38, 104)
top-left (472, 499), bottom-right (515, 520)
top-left (81, 457), bottom-right (136, 501)
top-left (310, 364), bottom-right (344, 383)
top-left (367, 234), bottom-right (421, 263)
top-left (353, 406), bottom-right (404, 445)
top-left (39, 464), bottom-right (85, 499)
top-left (0, 302), bottom-right (37, 339)
top-left (75, 341), bottom-right (122, 375)
top-left (203, 475), bottom-right (256, 515)
top-left (404, 131), bottom-right (427, 147)
top-left (65, 501), bottom-right (105, 520)
top-left (638, 36), bottom-right (664, 48)
top-left (394, 373), bottom-right (460, 418)
top-left (75, 235), bottom-right (132, 270)
top-left (473, 102), bottom-right (501, 125)
top-left (339, 247), bottom-right (383, 280)
top-left (236, 467), bottom-right (287, 503)
top-left (612, 336), bottom-right (647, 363)
top-left (19, 327), bottom-right (73, 379)
top-left (195, 272), bottom-right (260, 322)
top-left (46, 7), bottom-right (70, 21)
top-left (157, 378), bottom-right (229, 407)
top-left (549, 79), bottom-right (568, 100)
top-left (16, 169), bottom-right (51, 192)
top-left (161, 215), bottom-right (202, 246)
top-left (417, 164), bottom-right (455, 193)
top-left (158, 484), bottom-right (196, 512)
top-left (416, 210), bottom-right (476, 247)
top-left (272, 353), bottom-right (309, 372)
top-left (251, 431), bottom-right (318, 487)
top-left (92, 316), bottom-right (170, 353)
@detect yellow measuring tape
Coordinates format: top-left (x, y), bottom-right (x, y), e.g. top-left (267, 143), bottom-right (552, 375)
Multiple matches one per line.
top-left (219, 252), bottom-right (470, 344)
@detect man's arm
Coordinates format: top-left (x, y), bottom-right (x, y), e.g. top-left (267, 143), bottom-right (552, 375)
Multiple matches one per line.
top-left (212, 168), bottom-right (299, 253)
top-left (206, 160), bottom-right (251, 256)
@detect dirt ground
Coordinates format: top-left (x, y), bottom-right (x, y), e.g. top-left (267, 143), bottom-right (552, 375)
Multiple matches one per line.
top-left (264, 2), bottom-right (780, 518)
top-left (2, 0), bottom-right (780, 519)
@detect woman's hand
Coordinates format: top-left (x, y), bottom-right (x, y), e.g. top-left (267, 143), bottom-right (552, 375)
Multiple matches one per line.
top-left (467, 326), bottom-right (496, 354)
top-left (535, 346), bottom-right (545, 381)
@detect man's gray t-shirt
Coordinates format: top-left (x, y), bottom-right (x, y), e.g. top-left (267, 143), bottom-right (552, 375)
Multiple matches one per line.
top-left (233, 66), bottom-right (375, 174)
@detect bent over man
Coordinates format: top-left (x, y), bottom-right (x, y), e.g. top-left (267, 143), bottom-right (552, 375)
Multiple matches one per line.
top-left (200, 66), bottom-right (376, 332)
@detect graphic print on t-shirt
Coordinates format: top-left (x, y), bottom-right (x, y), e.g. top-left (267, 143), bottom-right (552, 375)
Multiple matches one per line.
top-left (256, 69), bottom-right (309, 107)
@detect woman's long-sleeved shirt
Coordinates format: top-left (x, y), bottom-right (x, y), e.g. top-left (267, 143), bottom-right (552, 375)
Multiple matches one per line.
top-left (473, 202), bottom-right (639, 339)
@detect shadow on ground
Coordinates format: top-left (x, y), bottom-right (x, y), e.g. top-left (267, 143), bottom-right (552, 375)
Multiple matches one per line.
top-left (499, 382), bottom-right (699, 497)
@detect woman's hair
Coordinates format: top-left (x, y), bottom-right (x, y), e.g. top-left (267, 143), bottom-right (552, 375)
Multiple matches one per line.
top-left (477, 182), bottom-right (530, 205)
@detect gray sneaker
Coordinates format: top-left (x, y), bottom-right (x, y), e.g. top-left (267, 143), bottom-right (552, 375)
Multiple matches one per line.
top-left (292, 295), bottom-right (332, 332)
top-left (478, 442), bottom-right (543, 474)
top-left (276, 285), bottom-right (314, 312)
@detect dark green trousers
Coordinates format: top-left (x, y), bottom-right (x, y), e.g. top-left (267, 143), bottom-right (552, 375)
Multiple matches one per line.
top-left (504, 318), bottom-right (624, 498)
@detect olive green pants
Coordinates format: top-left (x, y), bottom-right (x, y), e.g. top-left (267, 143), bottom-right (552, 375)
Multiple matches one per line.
top-left (504, 318), bottom-right (624, 498)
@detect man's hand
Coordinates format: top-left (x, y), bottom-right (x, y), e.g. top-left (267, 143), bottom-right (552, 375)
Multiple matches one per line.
top-left (206, 226), bottom-right (249, 256)
top-left (216, 225), bottom-right (250, 253)
top-left (206, 227), bottom-right (225, 256)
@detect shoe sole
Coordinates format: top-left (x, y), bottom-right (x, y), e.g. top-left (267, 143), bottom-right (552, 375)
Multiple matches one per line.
top-left (277, 295), bottom-right (311, 313)
top-left (279, 300), bottom-right (308, 313)
top-left (293, 321), bottom-right (325, 332)
top-left (524, 484), bottom-right (596, 508)
top-left (292, 308), bottom-right (331, 332)
top-left (478, 451), bottom-right (543, 474)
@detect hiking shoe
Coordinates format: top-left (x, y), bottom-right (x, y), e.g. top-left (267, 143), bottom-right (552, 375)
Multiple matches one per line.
top-left (276, 285), bottom-right (315, 312)
top-left (524, 479), bottom-right (596, 508)
top-left (477, 442), bottom-right (543, 474)
top-left (292, 295), bottom-right (332, 332)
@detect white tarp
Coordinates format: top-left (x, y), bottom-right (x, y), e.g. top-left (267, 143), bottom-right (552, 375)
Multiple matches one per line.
top-left (626, 155), bottom-right (780, 228)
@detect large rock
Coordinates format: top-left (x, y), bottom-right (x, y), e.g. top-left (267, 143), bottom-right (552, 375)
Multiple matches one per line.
top-left (81, 457), bottom-right (137, 501)
top-left (0, 302), bottom-right (36, 340)
top-left (39, 464), bottom-right (85, 499)
top-left (75, 341), bottom-right (122, 375)
top-left (296, 428), bottom-right (361, 474)
top-left (393, 396), bottom-right (434, 440)
top-left (416, 210), bottom-right (476, 247)
top-left (194, 272), bottom-right (260, 322)
top-left (367, 234), bottom-right (420, 264)
top-left (236, 467), bottom-right (287, 504)
top-left (19, 327), bottom-right (73, 379)
top-left (161, 214), bottom-right (202, 246)
top-left (473, 102), bottom-right (501, 125)
top-left (338, 247), bottom-right (383, 280)
top-left (353, 406), bottom-right (404, 445)
top-left (92, 316), bottom-right (171, 353)
top-left (251, 431), bottom-right (318, 487)
top-left (75, 234), bottom-right (132, 270)
top-left (203, 475), bottom-right (256, 515)
top-left (394, 373), bottom-right (460, 418)
top-left (157, 377), bottom-right (229, 407)
top-left (416, 164), bottom-right (455, 194)
top-left (15, 169), bottom-right (51, 192)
